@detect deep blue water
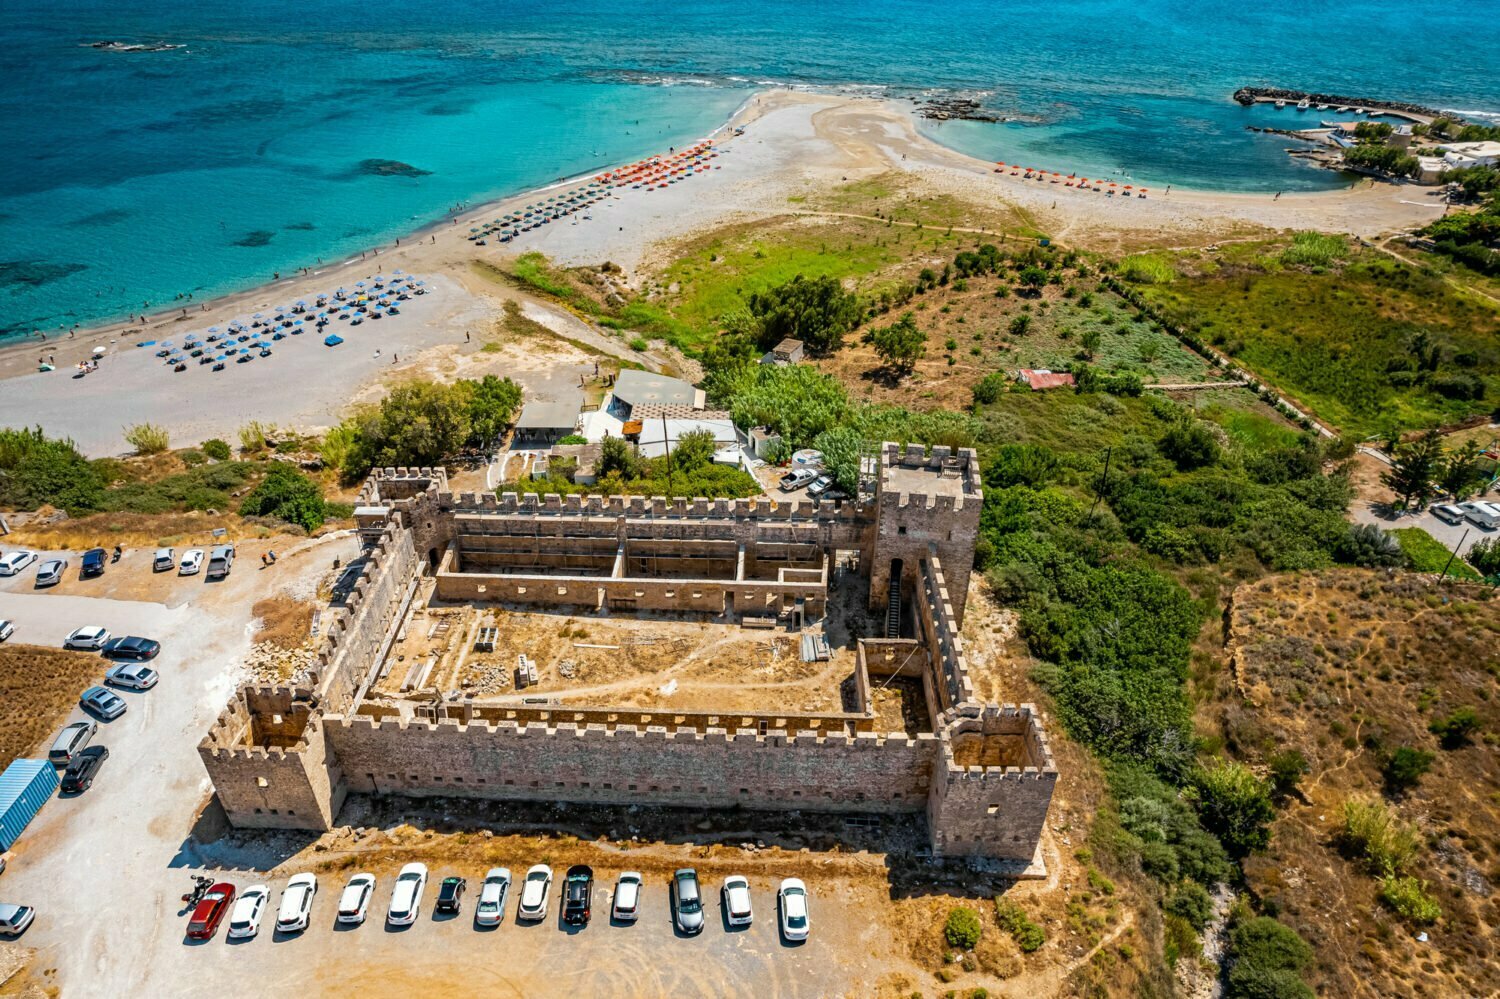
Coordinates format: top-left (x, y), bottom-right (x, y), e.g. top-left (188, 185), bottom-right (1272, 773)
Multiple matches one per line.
top-left (3, 0), bottom-right (1499, 337)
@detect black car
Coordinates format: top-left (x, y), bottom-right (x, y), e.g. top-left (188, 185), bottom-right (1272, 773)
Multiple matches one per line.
top-left (563, 865), bottom-right (593, 926)
top-left (61, 746), bottom-right (109, 794)
top-left (101, 636), bottom-right (161, 662)
top-left (80, 548), bottom-right (107, 577)
top-left (435, 876), bottom-right (467, 914)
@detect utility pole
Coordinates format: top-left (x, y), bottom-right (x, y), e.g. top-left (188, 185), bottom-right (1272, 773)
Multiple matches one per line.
top-left (1438, 528), bottom-right (1468, 584)
top-left (1087, 446), bottom-right (1113, 524)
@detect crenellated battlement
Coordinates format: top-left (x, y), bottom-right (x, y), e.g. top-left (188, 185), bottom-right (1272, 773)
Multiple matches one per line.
top-left (442, 490), bottom-right (870, 523)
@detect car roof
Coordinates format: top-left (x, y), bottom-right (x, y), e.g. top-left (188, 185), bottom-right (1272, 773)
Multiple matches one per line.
top-left (526, 863), bottom-right (550, 876)
top-left (82, 685), bottom-right (111, 698)
top-left (484, 867), bottom-right (510, 880)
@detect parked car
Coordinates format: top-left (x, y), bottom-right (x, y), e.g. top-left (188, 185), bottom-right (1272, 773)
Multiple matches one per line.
top-left (336, 873), bottom-right (376, 925)
top-left (104, 663), bottom-right (158, 691)
top-left (722, 874), bottom-right (753, 926)
top-left (474, 868), bottom-right (511, 927)
top-left (64, 626), bottom-right (111, 651)
top-left (80, 548), bottom-right (107, 578)
top-left (186, 883), bottom-right (236, 940)
top-left (778, 878), bottom-right (810, 941)
top-left (612, 871), bottom-right (642, 923)
top-left (0, 620), bottom-right (13, 643)
top-left (386, 863), bottom-right (428, 926)
top-left (0, 550), bottom-right (36, 577)
top-left (34, 559), bottom-right (66, 587)
top-left (152, 548), bottom-right (176, 572)
top-left (80, 686), bottom-right (127, 721)
top-left (806, 473), bottom-right (834, 497)
top-left (563, 865), bottom-right (593, 926)
top-left (206, 544), bottom-right (235, 580)
top-left (435, 876), bottom-right (467, 915)
top-left (671, 868), bottom-right (704, 935)
top-left (101, 636), bottom-right (160, 661)
top-left (48, 720), bottom-right (97, 766)
top-left (275, 873), bottom-right (317, 933)
top-left (0, 904), bottom-right (36, 937)
top-left (60, 746), bottom-right (109, 794)
top-left (517, 864), bottom-right (553, 922)
top-left (1460, 501), bottom-right (1500, 530)
top-left (779, 467), bottom-right (818, 492)
top-left (1431, 503), bottom-right (1467, 526)
top-left (179, 549), bottom-right (205, 576)
top-left (227, 884), bottom-right (270, 940)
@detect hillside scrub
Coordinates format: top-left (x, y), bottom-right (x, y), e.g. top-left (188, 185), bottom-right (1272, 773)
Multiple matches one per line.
top-left (328, 375), bottom-right (521, 481)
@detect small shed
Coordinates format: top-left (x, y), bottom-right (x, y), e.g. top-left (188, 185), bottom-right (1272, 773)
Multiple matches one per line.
top-left (515, 400), bottom-right (581, 445)
top-left (0, 759), bottom-right (58, 850)
top-left (759, 338), bottom-right (806, 366)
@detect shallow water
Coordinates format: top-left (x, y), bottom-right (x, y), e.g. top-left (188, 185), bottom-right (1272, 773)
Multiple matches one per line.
top-left (3, 0), bottom-right (1498, 336)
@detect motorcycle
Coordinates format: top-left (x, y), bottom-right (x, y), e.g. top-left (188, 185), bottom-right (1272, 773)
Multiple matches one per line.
top-left (181, 875), bottom-right (215, 907)
top-left (111, 545), bottom-right (122, 563)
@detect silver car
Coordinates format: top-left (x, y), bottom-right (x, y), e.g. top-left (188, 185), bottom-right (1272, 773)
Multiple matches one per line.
top-left (105, 663), bottom-right (159, 691)
top-left (0, 550), bottom-right (37, 576)
top-left (671, 869), bottom-right (704, 935)
top-left (35, 559), bottom-right (66, 587)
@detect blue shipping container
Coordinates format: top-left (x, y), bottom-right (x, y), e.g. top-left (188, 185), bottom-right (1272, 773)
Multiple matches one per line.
top-left (0, 758), bottom-right (59, 850)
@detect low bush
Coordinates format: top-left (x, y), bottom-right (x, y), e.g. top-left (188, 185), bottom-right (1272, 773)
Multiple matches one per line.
top-left (944, 907), bottom-right (982, 950)
top-left (1429, 706), bottom-right (1481, 748)
top-left (1223, 915), bottom-right (1315, 999)
top-left (238, 464), bottom-right (328, 532)
top-left (1377, 874), bottom-right (1442, 924)
top-left (994, 898), bottom-right (1045, 952)
top-left (1166, 881), bottom-right (1214, 931)
top-left (123, 423), bottom-right (171, 456)
top-left (1380, 746), bottom-right (1434, 793)
top-left (201, 438), bottom-right (232, 461)
top-left (1340, 797), bottom-right (1419, 875)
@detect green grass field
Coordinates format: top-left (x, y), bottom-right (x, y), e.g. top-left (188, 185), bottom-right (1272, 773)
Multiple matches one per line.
top-left (1138, 243), bottom-right (1500, 437)
top-left (1391, 527), bottom-right (1484, 581)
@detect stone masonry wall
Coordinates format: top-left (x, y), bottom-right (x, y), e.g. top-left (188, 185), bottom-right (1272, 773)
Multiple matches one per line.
top-left (325, 716), bottom-right (938, 813)
top-left (927, 705), bottom-right (1057, 862)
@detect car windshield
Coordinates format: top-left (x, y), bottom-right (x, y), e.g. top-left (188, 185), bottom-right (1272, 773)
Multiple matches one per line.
top-left (788, 913), bottom-right (807, 928)
top-left (397, 872), bottom-right (420, 883)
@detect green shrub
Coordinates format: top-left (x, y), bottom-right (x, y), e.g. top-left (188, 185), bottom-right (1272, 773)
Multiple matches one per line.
top-left (944, 907), bottom-right (982, 950)
top-left (1117, 253), bottom-right (1176, 285)
top-left (972, 371), bottom-right (1008, 406)
top-left (1267, 749), bottom-right (1308, 799)
top-left (1166, 881), bottom-right (1214, 931)
top-left (1429, 706), bottom-right (1481, 748)
top-left (1279, 232), bottom-right (1349, 268)
top-left (201, 438), bottom-right (232, 461)
top-left (238, 464), bottom-right (328, 531)
top-left (179, 449), bottom-right (206, 467)
top-left (1380, 746), bottom-right (1434, 792)
top-left (1377, 874), bottom-right (1442, 924)
top-left (1190, 760), bottom-right (1275, 858)
top-left (124, 423), bottom-right (170, 455)
top-left (1224, 916), bottom-right (1315, 999)
top-left (628, 336), bottom-right (649, 352)
top-left (1340, 797), bottom-right (1419, 875)
top-left (994, 898), bottom-right (1045, 952)
top-left (556, 434), bottom-right (589, 446)
top-left (0, 427), bottom-right (106, 515)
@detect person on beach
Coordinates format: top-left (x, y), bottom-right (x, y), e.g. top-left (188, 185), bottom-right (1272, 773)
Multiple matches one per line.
top-left (465, 331), bottom-right (471, 343)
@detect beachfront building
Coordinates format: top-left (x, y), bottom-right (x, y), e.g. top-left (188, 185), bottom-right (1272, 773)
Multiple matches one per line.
top-left (1440, 141), bottom-right (1500, 170)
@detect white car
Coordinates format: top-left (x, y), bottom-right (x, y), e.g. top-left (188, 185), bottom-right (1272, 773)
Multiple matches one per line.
top-left (336, 873), bottom-right (376, 925)
top-left (778, 878), bottom-right (810, 941)
top-left (612, 871), bottom-right (642, 923)
top-left (779, 467), bottom-right (818, 492)
top-left (0, 620), bottom-right (13, 643)
top-left (387, 863), bottom-right (428, 926)
top-left (227, 884), bottom-right (270, 940)
top-left (723, 875), bottom-right (754, 926)
top-left (179, 549), bottom-right (205, 576)
top-left (0, 550), bottom-right (37, 576)
top-left (64, 626), bottom-right (111, 650)
top-left (0, 903), bottom-right (36, 937)
top-left (474, 868), bottom-right (511, 927)
top-left (152, 547), bottom-right (175, 572)
top-left (517, 864), bottom-right (553, 922)
top-left (275, 873), bottom-right (317, 933)
top-left (35, 559), bottom-right (66, 587)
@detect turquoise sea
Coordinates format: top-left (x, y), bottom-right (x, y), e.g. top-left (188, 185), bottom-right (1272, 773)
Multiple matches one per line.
top-left (4, 0), bottom-right (1499, 338)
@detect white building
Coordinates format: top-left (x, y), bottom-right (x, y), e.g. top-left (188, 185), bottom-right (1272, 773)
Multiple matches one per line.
top-left (1441, 141), bottom-right (1500, 170)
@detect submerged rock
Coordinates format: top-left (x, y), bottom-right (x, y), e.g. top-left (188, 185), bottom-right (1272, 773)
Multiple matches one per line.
top-left (357, 159), bottom-right (432, 178)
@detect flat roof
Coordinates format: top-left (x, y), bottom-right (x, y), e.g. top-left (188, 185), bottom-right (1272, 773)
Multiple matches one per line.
top-left (516, 400), bottom-right (581, 430)
top-left (612, 369), bottom-right (699, 410)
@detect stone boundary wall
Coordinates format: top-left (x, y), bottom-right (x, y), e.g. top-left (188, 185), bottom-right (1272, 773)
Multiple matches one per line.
top-left (916, 554), bottom-right (976, 711)
top-left (927, 704), bottom-right (1058, 861)
top-left (315, 519), bottom-right (419, 709)
top-left (323, 713), bottom-right (939, 813)
top-left (442, 490), bottom-right (869, 524)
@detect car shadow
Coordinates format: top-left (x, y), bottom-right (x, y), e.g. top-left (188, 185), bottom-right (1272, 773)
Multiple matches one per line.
top-left (383, 920), bottom-right (415, 934)
top-left (331, 918), bottom-right (362, 933)
top-left (225, 933), bottom-right (257, 946)
top-left (718, 901), bottom-right (750, 934)
top-left (431, 908), bottom-right (461, 923)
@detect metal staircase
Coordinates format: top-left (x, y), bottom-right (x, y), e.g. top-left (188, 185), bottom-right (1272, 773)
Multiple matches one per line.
top-left (885, 573), bottom-right (902, 638)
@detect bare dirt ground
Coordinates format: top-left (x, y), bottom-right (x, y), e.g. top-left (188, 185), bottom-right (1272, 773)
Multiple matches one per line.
top-left (373, 594), bottom-right (858, 716)
top-left (0, 645), bottom-right (106, 763)
top-left (1218, 570), bottom-right (1500, 999)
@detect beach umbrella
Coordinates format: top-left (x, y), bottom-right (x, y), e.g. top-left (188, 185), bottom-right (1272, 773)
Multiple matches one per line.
top-left (253, 313), bottom-right (263, 318)
top-left (207, 326), bottom-right (219, 332)
top-left (93, 345), bottom-right (107, 355)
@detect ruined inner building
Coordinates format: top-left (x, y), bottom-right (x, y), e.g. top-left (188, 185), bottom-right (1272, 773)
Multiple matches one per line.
top-left (200, 443), bottom-right (1057, 872)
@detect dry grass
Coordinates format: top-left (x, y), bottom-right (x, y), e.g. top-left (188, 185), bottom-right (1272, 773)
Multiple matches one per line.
top-left (7, 510), bottom-right (281, 551)
top-left (1220, 570), bottom-right (1500, 999)
top-left (252, 596), bottom-right (315, 650)
top-left (0, 644), bottom-right (107, 761)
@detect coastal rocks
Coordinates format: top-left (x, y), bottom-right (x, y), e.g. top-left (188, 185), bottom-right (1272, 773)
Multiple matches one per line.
top-left (356, 159), bottom-right (432, 179)
top-left (913, 97), bottom-right (1000, 123)
top-left (1232, 86), bottom-right (1462, 123)
top-left (81, 40), bottom-right (184, 53)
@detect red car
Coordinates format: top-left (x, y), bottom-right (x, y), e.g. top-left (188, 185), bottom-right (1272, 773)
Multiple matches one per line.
top-left (186, 883), bottom-right (236, 940)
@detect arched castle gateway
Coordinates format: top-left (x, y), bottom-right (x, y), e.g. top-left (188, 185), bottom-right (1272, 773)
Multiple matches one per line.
top-left (200, 444), bottom-right (1056, 872)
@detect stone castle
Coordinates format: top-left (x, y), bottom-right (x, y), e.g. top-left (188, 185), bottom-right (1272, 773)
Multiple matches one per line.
top-left (199, 443), bottom-right (1057, 870)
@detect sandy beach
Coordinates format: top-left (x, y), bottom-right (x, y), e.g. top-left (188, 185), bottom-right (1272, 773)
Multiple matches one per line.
top-left (0, 90), bottom-right (1453, 454)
